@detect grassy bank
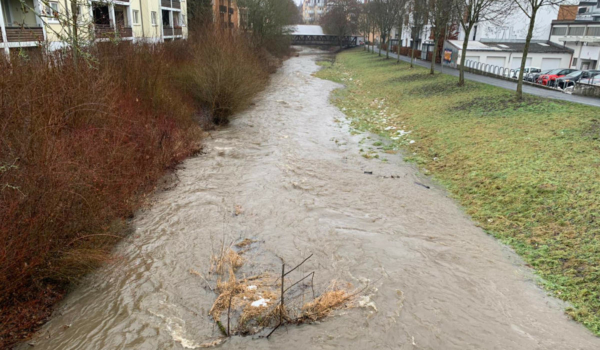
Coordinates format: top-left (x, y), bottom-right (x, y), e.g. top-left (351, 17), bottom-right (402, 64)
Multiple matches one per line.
top-left (316, 49), bottom-right (600, 334)
top-left (0, 27), bottom-right (272, 347)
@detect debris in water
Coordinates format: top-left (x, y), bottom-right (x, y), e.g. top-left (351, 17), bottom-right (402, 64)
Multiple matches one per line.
top-left (196, 240), bottom-right (366, 342)
top-left (364, 171), bottom-right (373, 175)
top-left (251, 298), bottom-right (270, 307)
top-left (234, 205), bottom-right (244, 216)
top-left (358, 295), bottom-right (378, 312)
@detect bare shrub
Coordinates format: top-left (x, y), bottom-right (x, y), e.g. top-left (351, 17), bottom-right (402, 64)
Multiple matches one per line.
top-left (177, 27), bottom-right (270, 125)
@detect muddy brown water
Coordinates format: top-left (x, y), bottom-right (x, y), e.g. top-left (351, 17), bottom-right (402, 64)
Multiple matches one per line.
top-left (21, 48), bottom-right (600, 350)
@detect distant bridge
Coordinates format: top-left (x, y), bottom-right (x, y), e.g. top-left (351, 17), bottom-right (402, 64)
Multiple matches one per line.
top-left (290, 34), bottom-right (358, 47)
top-left (286, 25), bottom-right (359, 48)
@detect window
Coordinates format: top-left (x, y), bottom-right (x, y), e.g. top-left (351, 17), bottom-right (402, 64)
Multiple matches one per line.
top-left (568, 26), bottom-right (585, 36)
top-left (551, 27), bottom-right (567, 36)
top-left (45, 2), bottom-right (60, 22)
top-left (587, 26), bottom-right (600, 36)
top-left (573, 58), bottom-right (578, 66)
top-left (162, 10), bottom-right (170, 26)
top-left (151, 11), bottom-right (157, 25)
top-left (133, 10), bottom-right (140, 25)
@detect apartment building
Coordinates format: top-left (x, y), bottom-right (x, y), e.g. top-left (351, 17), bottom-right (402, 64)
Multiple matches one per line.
top-left (550, 3), bottom-right (600, 70)
top-left (302, 0), bottom-right (327, 24)
top-left (0, 0), bottom-right (188, 56)
top-left (212, 0), bottom-right (240, 29)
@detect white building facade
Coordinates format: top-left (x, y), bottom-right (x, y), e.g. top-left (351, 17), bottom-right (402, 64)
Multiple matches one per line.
top-left (550, 2), bottom-right (600, 70)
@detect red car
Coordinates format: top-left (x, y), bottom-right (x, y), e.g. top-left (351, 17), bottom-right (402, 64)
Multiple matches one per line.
top-left (536, 68), bottom-right (578, 86)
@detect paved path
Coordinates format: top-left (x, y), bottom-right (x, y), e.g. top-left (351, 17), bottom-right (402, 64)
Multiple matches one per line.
top-left (372, 48), bottom-right (600, 108)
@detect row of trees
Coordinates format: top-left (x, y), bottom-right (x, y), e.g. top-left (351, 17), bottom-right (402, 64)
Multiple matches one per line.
top-left (321, 0), bottom-right (566, 99)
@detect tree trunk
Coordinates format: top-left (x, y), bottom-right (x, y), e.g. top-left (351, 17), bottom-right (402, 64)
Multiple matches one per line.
top-left (378, 34), bottom-right (382, 57)
top-left (386, 31), bottom-right (390, 59)
top-left (458, 25), bottom-right (472, 87)
top-left (517, 8), bottom-right (538, 100)
top-left (397, 25), bottom-right (402, 63)
top-left (70, 0), bottom-right (78, 69)
top-left (430, 37), bottom-right (438, 75)
top-left (410, 40), bottom-right (414, 68)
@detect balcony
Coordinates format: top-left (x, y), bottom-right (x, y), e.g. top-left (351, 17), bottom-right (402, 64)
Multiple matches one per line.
top-left (94, 24), bottom-right (133, 39)
top-left (174, 27), bottom-right (182, 36)
top-left (4, 27), bottom-right (44, 42)
top-left (163, 27), bottom-right (174, 36)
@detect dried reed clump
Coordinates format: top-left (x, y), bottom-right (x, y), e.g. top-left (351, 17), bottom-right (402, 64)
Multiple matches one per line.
top-left (202, 244), bottom-right (360, 341)
top-left (299, 289), bottom-right (352, 322)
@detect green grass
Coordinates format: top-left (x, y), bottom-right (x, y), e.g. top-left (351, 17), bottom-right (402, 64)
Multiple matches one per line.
top-left (316, 48), bottom-right (600, 334)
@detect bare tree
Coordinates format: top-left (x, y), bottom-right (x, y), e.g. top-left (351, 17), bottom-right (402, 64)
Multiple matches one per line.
top-left (428, 0), bottom-right (456, 74)
top-left (371, 0), bottom-right (402, 58)
top-left (320, 0), bottom-right (361, 48)
top-left (358, 2), bottom-right (371, 51)
top-left (408, 0), bottom-right (428, 68)
top-left (455, 0), bottom-right (511, 85)
top-left (394, 4), bottom-right (408, 63)
top-left (514, 0), bottom-right (565, 99)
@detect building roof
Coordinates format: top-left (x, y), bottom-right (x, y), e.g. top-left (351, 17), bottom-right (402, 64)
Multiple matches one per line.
top-left (552, 20), bottom-right (600, 25)
top-left (447, 40), bottom-right (573, 54)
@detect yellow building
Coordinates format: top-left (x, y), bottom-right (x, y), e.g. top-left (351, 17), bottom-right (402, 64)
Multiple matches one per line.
top-left (0, 0), bottom-right (188, 55)
top-left (212, 0), bottom-right (241, 29)
top-left (302, 0), bottom-right (326, 24)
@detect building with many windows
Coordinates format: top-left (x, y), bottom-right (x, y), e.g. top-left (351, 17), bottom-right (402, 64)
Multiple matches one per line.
top-left (550, 3), bottom-right (600, 70)
top-left (302, 0), bottom-right (327, 24)
top-left (0, 0), bottom-right (188, 56)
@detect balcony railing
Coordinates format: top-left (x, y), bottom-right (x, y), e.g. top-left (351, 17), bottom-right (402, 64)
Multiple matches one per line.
top-left (163, 27), bottom-right (174, 36)
top-left (5, 27), bottom-right (44, 42)
top-left (120, 27), bottom-right (133, 38)
top-left (161, 0), bottom-right (180, 8)
top-left (94, 24), bottom-right (133, 39)
top-left (174, 27), bottom-right (182, 36)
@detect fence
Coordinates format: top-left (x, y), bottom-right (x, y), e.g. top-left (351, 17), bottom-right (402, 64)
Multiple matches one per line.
top-left (456, 59), bottom-right (518, 79)
top-left (398, 47), bottom-right (422, 58)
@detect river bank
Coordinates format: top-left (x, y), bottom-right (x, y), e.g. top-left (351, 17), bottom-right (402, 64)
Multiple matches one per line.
top-left (18, 47), bottom-right (600, 350)
top-left (316, 48), bottom-right (600, 335)
top-left (0, 27), bottom-right (275, 348)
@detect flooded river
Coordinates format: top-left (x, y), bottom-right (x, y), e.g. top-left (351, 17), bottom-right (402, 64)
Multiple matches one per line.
top-left (23, 48), bottom-right (600, 350)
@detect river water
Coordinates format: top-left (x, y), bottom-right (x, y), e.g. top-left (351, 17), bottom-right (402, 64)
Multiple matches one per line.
top-left (22, 48), bottom-right (600, 350)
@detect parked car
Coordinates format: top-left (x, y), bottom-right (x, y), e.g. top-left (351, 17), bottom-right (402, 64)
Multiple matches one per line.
top-left (526, 69), bottom-right (553, 82)
top-left (537, 69), bottom-right (578, 86)
top-left (556, 70), bottom-right (600, 89)
top-left (511, 67), bottom-right (541, 79)
top-left (578, 70), bottom-right (600, 85)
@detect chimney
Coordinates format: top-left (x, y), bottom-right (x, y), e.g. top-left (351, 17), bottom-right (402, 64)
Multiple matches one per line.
top-left (557, 5), bottom-right (578, 21)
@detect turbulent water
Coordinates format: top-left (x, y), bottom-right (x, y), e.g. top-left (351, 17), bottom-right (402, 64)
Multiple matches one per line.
top-left (22, 48), bottom-right (600, 350)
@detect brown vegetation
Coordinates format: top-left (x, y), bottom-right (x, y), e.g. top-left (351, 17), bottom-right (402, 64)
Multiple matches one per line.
top-left (202, 242), bottom-right (358, 342)
top-left (0, 26), bottom-right (274, 348)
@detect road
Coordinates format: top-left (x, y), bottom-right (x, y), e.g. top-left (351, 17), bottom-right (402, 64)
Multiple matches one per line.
top-left (375, 47), bottom-right (600, 108)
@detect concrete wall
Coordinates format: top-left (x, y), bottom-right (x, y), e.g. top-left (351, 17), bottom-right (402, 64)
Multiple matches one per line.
top-left (574, 83), bottom-right (600, 97)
